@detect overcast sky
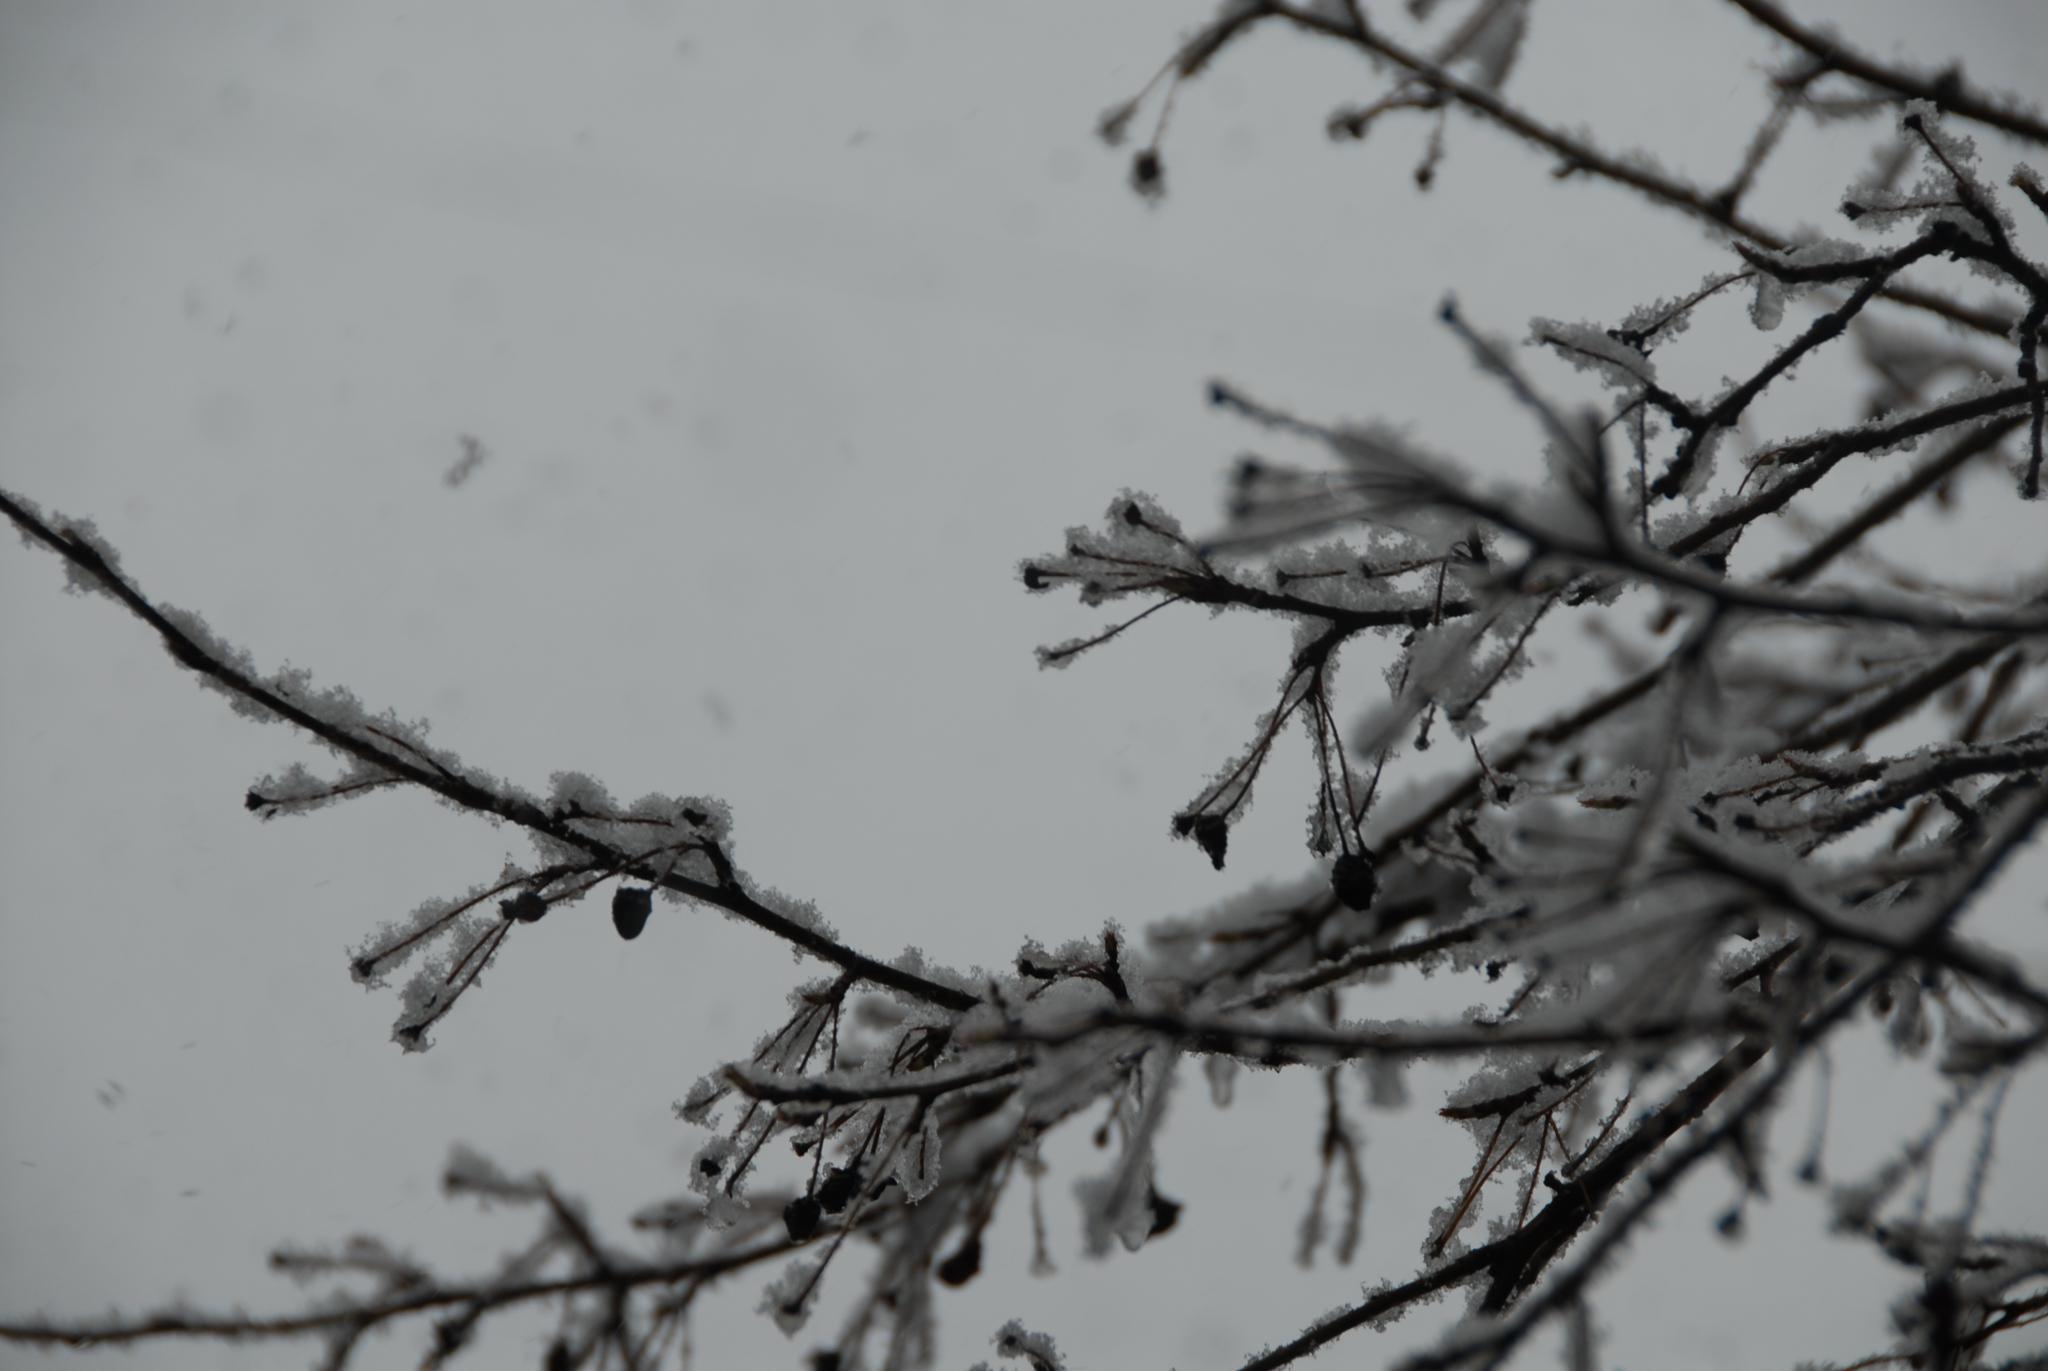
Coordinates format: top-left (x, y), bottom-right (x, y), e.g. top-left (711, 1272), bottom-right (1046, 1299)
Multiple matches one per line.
top-left (4, 3), bottom-right (2047, 1369)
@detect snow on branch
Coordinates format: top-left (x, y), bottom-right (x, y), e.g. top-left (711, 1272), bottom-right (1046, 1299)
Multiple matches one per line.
top-left (6, 13), bottom-right (2048, 1371)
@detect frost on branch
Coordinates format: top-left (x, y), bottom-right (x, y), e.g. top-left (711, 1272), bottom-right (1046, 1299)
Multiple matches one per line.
top-left (1843, 103), bottom-right (2014, 251)
top-left (967, 1319), bottom-right (1067, 1371)
top-left (760, 1256), bottom-right (824, 1336)
top-left (246, 759), bottom-right (400, 819)
top-left (1074, 1046), bottom-right (1179, 1257)
top-left (7, 16), bottom-right (2048, 1371)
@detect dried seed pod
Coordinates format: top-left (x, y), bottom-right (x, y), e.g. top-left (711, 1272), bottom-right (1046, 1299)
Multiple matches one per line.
top-left (815, 1165), bottom-right (862, 1214)
top-left (500, 891), bottom-right (549, 923)
top-left (1130, 148), bottom-right (1164, 199)
top-left (936, 1235), bottom-right (982, 1286)
top-left (1331, 851), bottom-right (1378, 912)
top-left (1192, 814), bottom-right (1229, 870)
top-left (782, 1194), bottom-right (822, 1242)
top-left (1147, 1186), bottom-right (1183, 1237)
top-left (612, 886), bottom-right (653, 941)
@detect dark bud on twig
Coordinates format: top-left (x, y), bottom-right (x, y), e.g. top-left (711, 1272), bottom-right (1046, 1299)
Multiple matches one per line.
top-left (612, 886), bottom-right (653, 940)
top-left (500, 890), bottom-right (549, 923)
top-left (783, 1194), bottom-right (823, 1242)
top-left (1192, 814), bottom-right (1229, 870)
top-left (936, 1235), bottom-right (983, 1286)
top-left (816, 1165), bottom-right (862, 1214)
top-left (1022, 565), bottom-right (1048, 591)
top-left (1331, 851), bottom-right (1378, 912)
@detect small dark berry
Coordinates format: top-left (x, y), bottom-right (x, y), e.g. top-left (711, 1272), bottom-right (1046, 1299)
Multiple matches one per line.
top-left (612, 886), bottom-right (653, 941)
top-left (1331, 851), bottom-right (1378, 912)
top-left (501, 890), bottom-right (549, 923)
top-left (1022, 565), bottom-right (1048, 590)
top-left (816, 1165), bottom-right (861, 1214)
top-left (783, 1194), bottom-right (822, 1242)
top-left (1122, 501), bottom-right (1145, 526)
top-left (936, 1235), bottom-right (982, 1286)
top-left (1192, 814), bottom-right (1229, 870)
top-left (1131, 148), bottom-right (1164, 197)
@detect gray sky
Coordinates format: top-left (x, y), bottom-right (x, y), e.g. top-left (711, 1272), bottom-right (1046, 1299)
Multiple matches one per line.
top-left (4, 2), bottom-right (2047, 1368)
